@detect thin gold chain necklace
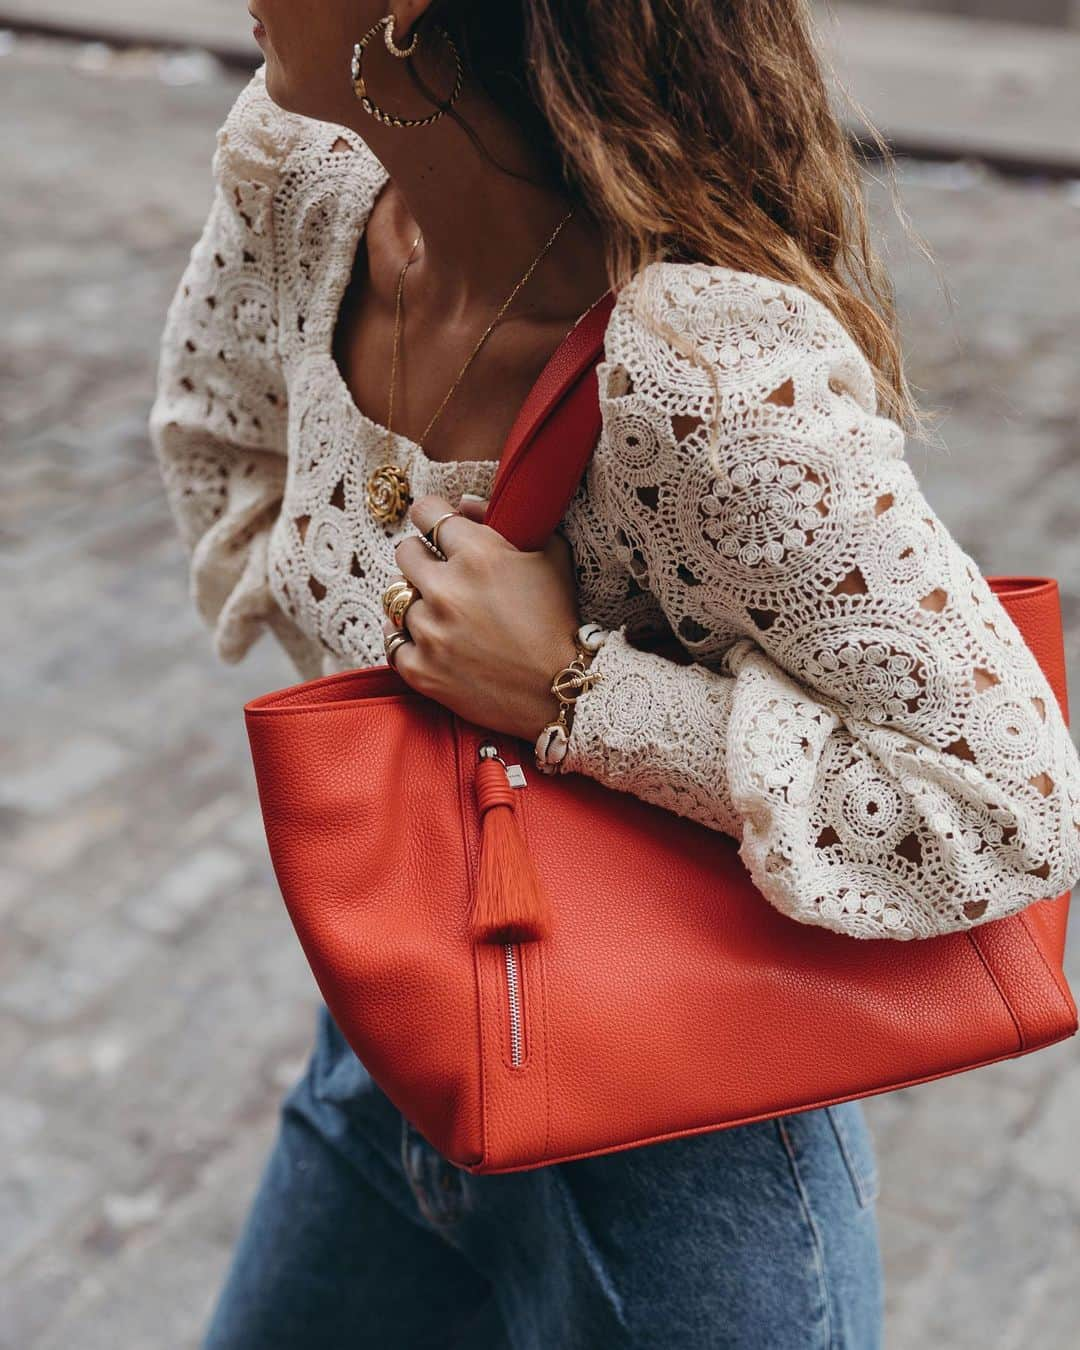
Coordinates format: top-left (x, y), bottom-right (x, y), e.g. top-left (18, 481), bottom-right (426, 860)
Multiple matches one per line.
top-left (365, 207), bottom-right (575, 525)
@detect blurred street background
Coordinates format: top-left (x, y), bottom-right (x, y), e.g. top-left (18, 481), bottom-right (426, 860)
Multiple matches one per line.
top-left (2, 3), bottom-right (1079, 1347)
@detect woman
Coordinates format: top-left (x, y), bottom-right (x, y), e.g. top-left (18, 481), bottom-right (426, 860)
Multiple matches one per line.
top-left (150, 3), bottom-right (1080, 1346)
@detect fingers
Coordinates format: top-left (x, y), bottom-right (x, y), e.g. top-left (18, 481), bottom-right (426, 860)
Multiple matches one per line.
top-left (456, 493), bottom-right (488, 522)
top-left (382, 619), bottom-right (408, 659)
top-left (393, 493), bottom-right (461, 590)
top-left (394, 533), bottom-right (445, 592)
top-left (382, 617), bottom-right (421, 683)
top-left (408, 494), bottom-right (468, 557)
top-left (386, 492), bottom-right (499, 684)
top-left (408, 492), bottom-right (505, 559)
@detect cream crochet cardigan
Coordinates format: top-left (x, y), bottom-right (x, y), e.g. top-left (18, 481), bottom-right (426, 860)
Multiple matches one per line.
top-left (150, 70), bottom-right (1080, 941)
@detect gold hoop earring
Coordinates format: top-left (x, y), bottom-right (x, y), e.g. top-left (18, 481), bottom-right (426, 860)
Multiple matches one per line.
top-left (351, 15), bottom-right (464, 129)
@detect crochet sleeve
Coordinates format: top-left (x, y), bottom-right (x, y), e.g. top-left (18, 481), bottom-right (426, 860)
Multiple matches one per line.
top-left (148, 70), bottom-right (323, 679)
top-left (561, 261), bottom-right (1080, 939)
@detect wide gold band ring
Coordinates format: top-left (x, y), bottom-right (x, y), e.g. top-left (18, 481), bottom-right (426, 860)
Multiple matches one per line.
top-left (386, 585), bottom-right (418, 629)
top-left (381, 577), bottom-right (417, 626)
top-left (381, 579), bottom-right (411, 610)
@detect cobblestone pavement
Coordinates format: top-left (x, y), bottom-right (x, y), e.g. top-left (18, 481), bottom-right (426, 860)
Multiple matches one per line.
top-left (3, 35), bottom-right (1079, 1350)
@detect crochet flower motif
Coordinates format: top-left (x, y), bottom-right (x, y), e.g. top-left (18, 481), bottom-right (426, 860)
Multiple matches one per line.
top-left (802, 640), bottom-right (922, 723)
top-left (663, 283), bottom-right (792, 373)
top-left (701, 458), bottom-right (825, 567)
top-left (309, 508), bottom-right (351, 585)
top-left (743, 697), bottom-right (827, 804)
top-left (712, 295), bottom-right (792, 372)
top-left (829, 758), bottom-right (911, 850)
top-left (859, 511), bottom-right (938, 600)
top-left (602, 401), bottom-right (667, 479)
top-left (220, 277), bottom-right (276, 360)
top-left (963, 684), bottom-right (1047, 779)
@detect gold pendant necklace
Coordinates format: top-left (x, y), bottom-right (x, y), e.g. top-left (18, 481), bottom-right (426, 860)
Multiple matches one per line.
top-left (365, 206), bottom-right (575, 526)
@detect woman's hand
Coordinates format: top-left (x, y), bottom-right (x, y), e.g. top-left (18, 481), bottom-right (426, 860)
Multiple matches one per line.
top-left (381, 492), bottom-right (582, 742)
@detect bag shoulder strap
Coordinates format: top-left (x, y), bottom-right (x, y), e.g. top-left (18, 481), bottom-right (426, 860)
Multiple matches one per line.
top-left (484, 290), bottom-right (616, 552)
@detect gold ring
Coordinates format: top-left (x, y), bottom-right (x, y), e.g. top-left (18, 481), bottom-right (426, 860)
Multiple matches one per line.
top-left (381, 577), bottom-right (414, 619)
top-left (425, 510), bottom-right (459, 556)
top-left (387, 585), bottom-right (418, 629)
top-left (384, 630), bottom-right (411, 670)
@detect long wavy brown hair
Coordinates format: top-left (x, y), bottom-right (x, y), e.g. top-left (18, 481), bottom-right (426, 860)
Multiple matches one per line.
top-left (427, 0), bottom-right (916, 428)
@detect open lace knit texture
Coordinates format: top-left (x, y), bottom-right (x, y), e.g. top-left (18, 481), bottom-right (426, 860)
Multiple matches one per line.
top-left (150, 70), bottom-right (1080, 940)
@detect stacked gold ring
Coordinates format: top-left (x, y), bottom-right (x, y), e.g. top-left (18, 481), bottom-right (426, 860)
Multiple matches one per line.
top-left (384, 630), bottom-right (410, 670)
top-left (382, 577), bottom-right (418, 628)
top-left (423, 510), bottom-right (460, 557)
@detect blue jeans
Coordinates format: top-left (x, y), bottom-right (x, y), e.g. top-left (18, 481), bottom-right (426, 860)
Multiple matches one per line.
top-left (204, 1004), bottom-right (884, 1349)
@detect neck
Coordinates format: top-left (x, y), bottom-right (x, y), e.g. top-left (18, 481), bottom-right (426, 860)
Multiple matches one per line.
top-left (334, 29), bottom-right (607, 318)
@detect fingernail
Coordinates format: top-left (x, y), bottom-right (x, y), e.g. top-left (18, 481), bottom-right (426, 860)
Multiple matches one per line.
top-left (459, 492), bottom-right (486, 504)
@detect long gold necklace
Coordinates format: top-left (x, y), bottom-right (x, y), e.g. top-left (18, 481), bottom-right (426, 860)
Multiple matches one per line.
top-left (365, 207), bottom-right (575, 525)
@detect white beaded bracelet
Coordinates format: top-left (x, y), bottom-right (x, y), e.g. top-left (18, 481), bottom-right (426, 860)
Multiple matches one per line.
top-left (533, 622), bottom-right (611, 775)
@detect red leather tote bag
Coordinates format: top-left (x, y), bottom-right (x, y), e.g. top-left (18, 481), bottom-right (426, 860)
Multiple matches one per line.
top-left (245, 295), bottom-right (1077, 1175)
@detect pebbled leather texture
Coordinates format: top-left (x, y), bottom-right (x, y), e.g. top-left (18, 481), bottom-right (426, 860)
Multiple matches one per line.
top-left (245, 324), bottom-right (1077, 1175)
top-left (483, 290), bottom-right (615, 552)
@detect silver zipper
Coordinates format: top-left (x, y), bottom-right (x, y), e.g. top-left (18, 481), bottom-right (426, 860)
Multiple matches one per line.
top-left (477, 741), bottom-right (528, 1068)
top-left (504, 943), bottom-right (524, 1067)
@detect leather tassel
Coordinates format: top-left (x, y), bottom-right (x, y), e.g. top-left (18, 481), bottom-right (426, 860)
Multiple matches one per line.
top-left (471, 756), bottom-right (552, 943)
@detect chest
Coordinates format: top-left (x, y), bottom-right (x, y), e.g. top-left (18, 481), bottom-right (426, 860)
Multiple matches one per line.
top-left (267, 354), bottom-right (653, 673)
top-left (329, 236), bottom-right (575, 469)
top-left (264, 148), bottom-right (653, 672)
top-left (268, 353), bottom-right (497, 663)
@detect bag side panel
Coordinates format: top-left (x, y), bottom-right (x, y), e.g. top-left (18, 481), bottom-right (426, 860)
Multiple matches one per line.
top-left (246, 696), bottom-right (485, 1165)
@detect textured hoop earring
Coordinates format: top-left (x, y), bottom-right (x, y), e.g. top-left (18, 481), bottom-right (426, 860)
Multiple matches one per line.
top-left (383, 15), bottom-right (418, 59)
top-left (351, 15), bottom-right (464, 129)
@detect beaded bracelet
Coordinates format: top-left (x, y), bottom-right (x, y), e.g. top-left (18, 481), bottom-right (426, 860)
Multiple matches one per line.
top-left (534, 622), bottom-right (610, 775)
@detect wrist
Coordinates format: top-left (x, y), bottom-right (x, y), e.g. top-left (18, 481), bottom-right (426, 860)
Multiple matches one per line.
top-left (517, 631), bottom-right (578, 743)
top-left (532, 622), bottom-right (610, 775)
top-left (548, 631), bottom-right (581, 682)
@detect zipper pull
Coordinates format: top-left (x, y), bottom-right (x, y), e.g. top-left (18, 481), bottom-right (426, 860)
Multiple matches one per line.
top-left (481, 741), bottom-right (528, 788)
top-left (470, 742), bottom-right (551, 944)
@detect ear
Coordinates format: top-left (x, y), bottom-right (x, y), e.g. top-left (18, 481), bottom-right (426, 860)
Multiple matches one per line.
top-left (392, 0), bottom-right (439, 42)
